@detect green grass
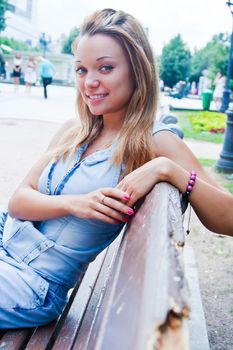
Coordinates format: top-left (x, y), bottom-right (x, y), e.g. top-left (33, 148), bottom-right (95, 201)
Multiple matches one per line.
top-left (199, 159), bottom-right (233, 194)
top-left (223, 183), bottom-right (233, 195)
top-left (173, 109), bottom-right (225, 144)
top-left (198, 158), bottom-right (216, 167)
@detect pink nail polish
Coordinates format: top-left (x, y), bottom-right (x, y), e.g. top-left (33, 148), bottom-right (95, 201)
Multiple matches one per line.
top-left (123, 194), bottom-right (130, 201)
top-left (127, 208), bottom-right (134, 216)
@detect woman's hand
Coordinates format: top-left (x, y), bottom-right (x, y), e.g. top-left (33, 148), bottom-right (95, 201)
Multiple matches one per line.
top-left (116, 157), bottom-right (170, 207)
top-left (66, 187), bottom-right (135, 225)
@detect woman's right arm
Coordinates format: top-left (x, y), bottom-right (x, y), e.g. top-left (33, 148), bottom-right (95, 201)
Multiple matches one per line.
top-left (8, 119), bottom-right (133, 224)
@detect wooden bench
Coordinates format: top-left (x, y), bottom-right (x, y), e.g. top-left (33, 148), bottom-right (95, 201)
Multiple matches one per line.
top-left (0, 183), bottom-right (190, 350)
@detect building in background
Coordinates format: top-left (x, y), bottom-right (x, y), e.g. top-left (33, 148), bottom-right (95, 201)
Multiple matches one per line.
top-left (3, 0), bottom-right (39, 46)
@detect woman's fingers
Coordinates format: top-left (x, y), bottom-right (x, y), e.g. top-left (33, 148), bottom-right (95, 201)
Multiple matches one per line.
top-left (116, 181), bottom-right (138, 206)
top-left (98, 198), bottom-right (134, 217)
top-left (101, 187), bottom-right (131, 202)
top-left (92, 209), bottom-right (124, 225)
top-left (89, 188), bottom-right (134, 224)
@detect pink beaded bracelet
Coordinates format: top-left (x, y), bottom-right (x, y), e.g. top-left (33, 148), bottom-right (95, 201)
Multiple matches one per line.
top-left (181, 170), bottom-right (197, 214)
top-left (185, 170), bottom-right (197, 195)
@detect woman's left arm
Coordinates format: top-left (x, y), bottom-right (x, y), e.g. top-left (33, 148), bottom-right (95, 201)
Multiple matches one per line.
top-left (117, 131), bottom-right (233, 236)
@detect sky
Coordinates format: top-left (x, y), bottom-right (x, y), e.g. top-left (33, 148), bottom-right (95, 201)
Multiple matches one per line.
top-left (37, 0), bottom-right (232, 55)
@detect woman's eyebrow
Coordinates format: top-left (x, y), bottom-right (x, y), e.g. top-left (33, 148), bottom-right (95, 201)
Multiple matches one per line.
top-left (75, 56), bottom-right (113, 63)
top-left (96, 56), bottom-right (113, 61)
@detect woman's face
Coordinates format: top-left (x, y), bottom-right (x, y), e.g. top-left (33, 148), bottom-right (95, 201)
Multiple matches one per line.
top-left (75, 33), bottom-right (134, 120)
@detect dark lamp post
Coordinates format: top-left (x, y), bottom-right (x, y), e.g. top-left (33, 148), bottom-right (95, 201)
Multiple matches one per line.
top-left (216, 2), bottom-right (233, 172)
top-left (220, 1), bottom-right (233, 112)
top-left (216, 103), bottom-right (233, 172)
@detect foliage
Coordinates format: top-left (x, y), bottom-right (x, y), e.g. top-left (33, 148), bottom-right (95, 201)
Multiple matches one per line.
top-left (224, 183), bottom-right (233, 195)
top-left (62, 27), bottom-right (80, 55)
top-left (188, 111), bottom-right (226, 133)
top-left (199, 160), bottom-right (233, 196)
top-left (0, 36), bottom-right (39, 53)
top-left (190, 34), bottom-right (228, 83)
top-left (159, 34), bottom-right (191, 88)
top-left (0, 0), bottom-right (8, 32)
top-left (173, 109), bottom-right (225, 143)
top-left (198, 158), bottom-right (216, 167)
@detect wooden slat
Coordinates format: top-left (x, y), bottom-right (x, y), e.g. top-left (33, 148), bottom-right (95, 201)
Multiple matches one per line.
top-left (50, 243), bottom-right (121, 349)
top-left (72, 183), bottom-right (190, 350)
top-left (71, 229), bottom-right (126, 350)
top-left (24, 319), bottom-right (59, 350)
top-left (0, 328), bottom-right (34, 350)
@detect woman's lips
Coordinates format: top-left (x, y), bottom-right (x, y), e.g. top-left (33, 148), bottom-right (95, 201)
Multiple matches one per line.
top-left (86, 93), bottom-right (109, 104)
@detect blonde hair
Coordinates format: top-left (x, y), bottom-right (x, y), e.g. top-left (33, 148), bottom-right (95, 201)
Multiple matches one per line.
top-left (55, 8), bottom-right (159, 175)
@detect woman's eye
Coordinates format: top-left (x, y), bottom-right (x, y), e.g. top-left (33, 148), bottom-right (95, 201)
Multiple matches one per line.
top-left (100, 65), bottom-right (114, 72)
top-left (76, 67), bottom-right (86, 75)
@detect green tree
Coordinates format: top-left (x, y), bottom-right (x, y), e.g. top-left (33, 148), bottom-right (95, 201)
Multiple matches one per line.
top-left (190, 33), bottom-right (228, 83)
top-left (0, 0), bottom-right (8, 32)
top-left (62, 27), bottom-right (80, 55)
top-left (159, 34), bottom-right (191, 87)
top-left (0, 36), bottom-right (39, 53)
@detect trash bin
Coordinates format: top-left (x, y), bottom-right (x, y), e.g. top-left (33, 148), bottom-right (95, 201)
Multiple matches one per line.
top-left (202, 90), bottom-right (213, 110)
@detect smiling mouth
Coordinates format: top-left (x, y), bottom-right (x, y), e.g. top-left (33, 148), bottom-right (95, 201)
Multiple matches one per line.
top-left (86, 93), bottom-right (109, 100)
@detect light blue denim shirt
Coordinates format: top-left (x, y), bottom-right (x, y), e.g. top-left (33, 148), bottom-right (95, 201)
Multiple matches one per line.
top-left (0, 122), bottom-right (175, 328)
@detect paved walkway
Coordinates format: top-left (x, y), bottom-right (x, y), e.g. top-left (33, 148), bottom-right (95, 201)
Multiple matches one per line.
top-left (0, 82), bottom-right (76, 123)
top-left (161, 94), bottom-right (216, 111)
top-left (0, 82), bottom-right (222, 160)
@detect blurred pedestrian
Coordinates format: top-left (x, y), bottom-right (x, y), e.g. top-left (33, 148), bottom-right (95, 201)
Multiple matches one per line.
top-left (159, 79), bottom-right (164, 92)
top-left (213, 72), bottom-right (225, 111)
top-left (12, 52), bottom-right (22, 92)
top-left (191, 81), bottom-right (197, 95)
top-left (0, 48), bottom-right (6, 80)
top-left (38, 56), bottom-right (56, 99)
top-left (24, 55), bottom-right (37, 93)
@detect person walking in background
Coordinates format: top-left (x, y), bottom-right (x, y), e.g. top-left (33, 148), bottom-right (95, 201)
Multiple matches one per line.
top-left (24, 55), bottom-right (37, 93)
top-left (0, 48), bottom-right (6, 80)
top-left (12, 52), bottom-right (22, 92)
top-left (213, 72), bottom-right (225, 111)
top-left (38, 56), bottom-right (56, 99)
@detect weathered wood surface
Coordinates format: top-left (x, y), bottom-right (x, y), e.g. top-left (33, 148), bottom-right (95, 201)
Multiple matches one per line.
top-left (72, 182), bottom-right (190, 350)
top-left (0, 182), bottom-right (190, 350)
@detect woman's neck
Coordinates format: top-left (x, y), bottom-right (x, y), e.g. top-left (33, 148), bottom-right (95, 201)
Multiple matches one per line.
top-left (101, 112), bottom-right (125, 136)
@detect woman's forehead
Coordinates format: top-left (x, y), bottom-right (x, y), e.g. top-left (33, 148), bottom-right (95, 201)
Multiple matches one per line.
top-left (75, 34), bottom-right (126, 62)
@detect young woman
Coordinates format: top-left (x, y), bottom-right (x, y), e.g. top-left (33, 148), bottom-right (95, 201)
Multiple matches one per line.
top-left (24, 55), bottom-right (37, 93)
top-left (12, 52), bottom-right (22, 92)
top-left (0, 8), bottom-right (232, 329)
top-left (213, 71), bottom-right (225, 111)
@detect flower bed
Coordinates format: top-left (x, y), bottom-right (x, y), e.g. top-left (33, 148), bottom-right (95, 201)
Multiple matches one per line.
top-left (189, 111), bottom-right (226, 133)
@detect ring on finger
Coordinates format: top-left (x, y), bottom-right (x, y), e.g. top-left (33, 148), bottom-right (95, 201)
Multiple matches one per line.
top-left (101, 195), bottom-right (106, 205)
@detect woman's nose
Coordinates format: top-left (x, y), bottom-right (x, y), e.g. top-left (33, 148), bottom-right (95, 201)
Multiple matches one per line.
top-left (85, 75), bottom-right (100, 89)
